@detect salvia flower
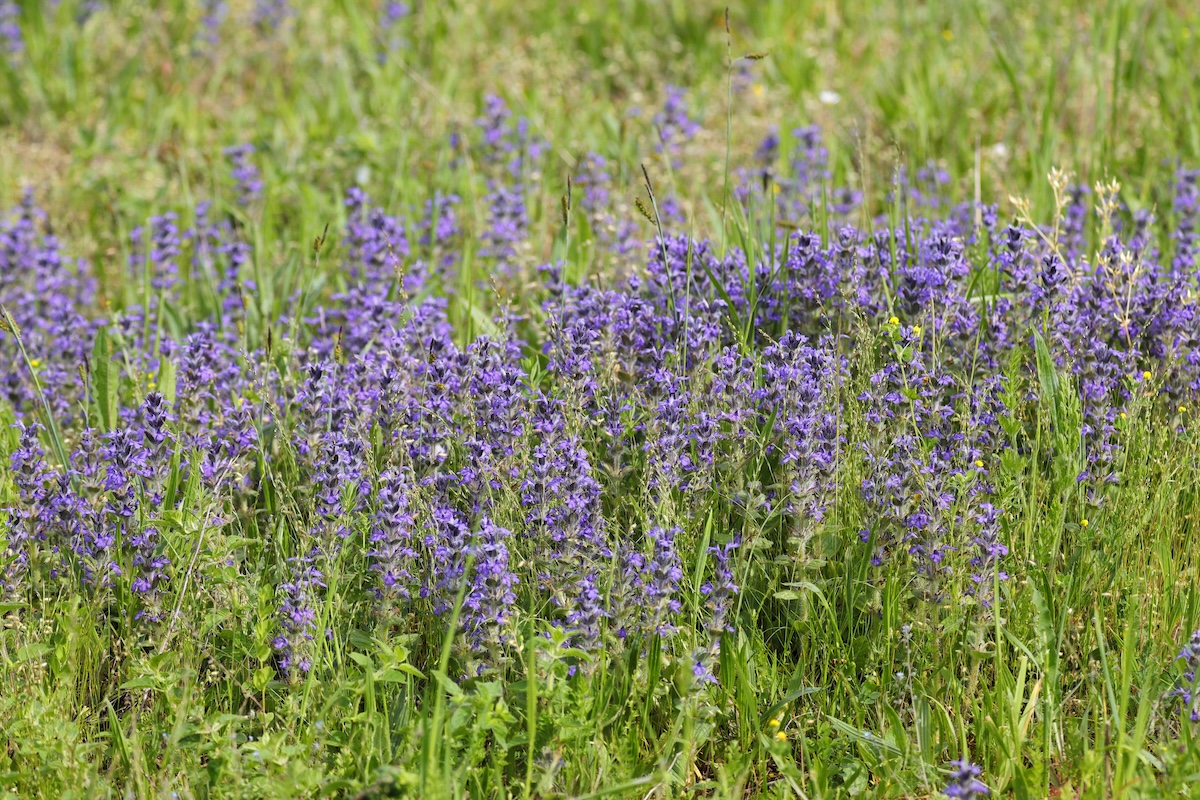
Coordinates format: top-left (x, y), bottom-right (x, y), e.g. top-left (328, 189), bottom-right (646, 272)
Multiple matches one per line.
top-left (640, 525), bottom-right (684, 637)
top-left (692, 538), bottom-right (739, 685)
top-left (943, 759), bottom-right (989, 799)
top-left (0, 0), bottom-right (20, 60)
top-left (565, 574), bottom-right (606, 655)
top-left (2, 423), bottom-right (50, 597)
top-left (252, 0), bottom-right (291, 33)
top-left (371, 467), bottom-right (418, 602)
top-left (198, 0), bottom-right (228, 48)
top-left (224, 144), bottom-right (263, 207)
top-left (653, 86), bottom-right (700, 157)
top-left (462, 517), bottom-right (520, 651)
top-left (377, 1), bottom-right (409, 56)
top-left (274, 550), bottom-right (324, 677)
top-left (1171, 629), bottom-right (1200, 722)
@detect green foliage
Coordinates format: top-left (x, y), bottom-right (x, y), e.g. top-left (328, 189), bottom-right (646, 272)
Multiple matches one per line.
top-left (4, 0), bottom-right (1200, 797)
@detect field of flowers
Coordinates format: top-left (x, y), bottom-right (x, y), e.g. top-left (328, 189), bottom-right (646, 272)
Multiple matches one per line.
top-left (4, 1), bottom-right (1200, 798)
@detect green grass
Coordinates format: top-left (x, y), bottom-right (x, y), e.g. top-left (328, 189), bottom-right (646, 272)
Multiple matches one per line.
top-left (4, 0), bottom-right (1200, 797)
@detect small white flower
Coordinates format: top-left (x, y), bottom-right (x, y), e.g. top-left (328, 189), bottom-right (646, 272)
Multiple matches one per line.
top-left (818, 90), bottom-right (841, 106)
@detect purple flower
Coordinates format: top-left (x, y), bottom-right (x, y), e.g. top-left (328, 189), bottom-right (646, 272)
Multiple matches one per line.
top-left (138, 391), bottom-right (174, 506)
top-left (252, 0), bottom-right (291, 32)
top-left (371, 467), bottom-right (417, 602)
top-left (198, 0), bottom-right (227, 48)
top-left (128, 525), bottom-right (169, 619)
top-left (2, 423), bottom-right (50, 597)
top-left (129, 213), bottom-right (182, 296)
top-left (641, 525), bottom-right (684, 637)
top-left (969, 502), bottom-right (1009, 608)
top-left (378, 1), bottom-right (409, 56)
top-left (224, 144), bottom-right (263, 207)
top-left (692, 538), bottom-right (739, 685)
top-left (0, 0), bottom-right (20, 60)
top-left (343, 187), bottom-right (412, 290)
top-left (1171, 629), bottom-right (1200, 722)
top-left (565, 574), bottom-right (607, 655)
top-left (653, 86), bottom-right (700, 156)
top-left (101, 428), bottom-right (148, 520)
top-left (274, 551), bottom-right (324, 677)
top-left (462, 517), bottom-right (520, 649)
top-left (943, 759), bottom-right (989, 799)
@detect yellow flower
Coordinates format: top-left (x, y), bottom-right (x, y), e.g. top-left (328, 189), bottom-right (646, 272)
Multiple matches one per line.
top-left (768, 718), bottom-right (781, 728)
top-left (974, 460), bottom-right (984, 468)
top-left (752, 84), bottom-right (765, 99)
top-left (913, 325), bottom-right (922, 336)
top-left (1119, 412), bottom-right (1126, 419)
top-left (28, 358), bottom-right (41, 369)
top-left (889, 316), bottom-right (899, 325)
top-left (1143, 371), bottom-right (1152, 381)
top-left (1081, 519), bottom-right (1089, 528)
top-left (941, 29), bottom-right (953, 41)
top-left (1180, 405), bottom-right (1189, 413)
top-left (775, 730), bottom-right (788, 742)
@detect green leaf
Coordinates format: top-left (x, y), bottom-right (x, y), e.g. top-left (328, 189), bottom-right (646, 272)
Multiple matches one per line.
top-left (252, 666), bottom-right (273, 692)
top-left (15, 642), bottom-right (50, 661)
top-left (348, 651), bottom-right (374, 670)
top-left (432, 669), bottom-right (464, 699)
top-left (156, 356), bottom-right (176, 406)
top-left (91, 327), bottom-right (115, 432)
top-left (759, 686), bottom-right (823, 725)
top-left (1033, 328), bottom-right (1061, 430)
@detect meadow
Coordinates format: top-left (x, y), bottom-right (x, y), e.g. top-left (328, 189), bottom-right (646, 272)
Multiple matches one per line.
top-left (4, 1), bottom-right (1200, 797)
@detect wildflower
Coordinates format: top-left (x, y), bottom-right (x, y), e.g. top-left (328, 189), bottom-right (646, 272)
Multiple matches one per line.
top-left (274, 551), bottom-right (324, 677)
top-left (462, 518), bottom-right (520, 650)
top-left (378, 2), bottom-right (410, 55)
top-left (0, 0), bottom-right (21, 60)
top-left (641, 526), bottom-right (684, 637)
top-left (371, 468), bottom-right (417, 602)
top-left (252, 0), bottom-right (291, 32)
top-left (1171, 629), bottom-right (1200, 721)
top-left (565, 574), bottom-right (607, 655)
top-left (653, 86), bottom-right (700, 156)
top-left (198, 0), bottom-right (227, 47)
top-left (129, 213), bottom-right (182, 295)
top-left (943, 759), bottom-right (989, 798)
top-left (224, 144), bottom-right (263, 207)
top-left (692, 538), bottom-right (740, 685)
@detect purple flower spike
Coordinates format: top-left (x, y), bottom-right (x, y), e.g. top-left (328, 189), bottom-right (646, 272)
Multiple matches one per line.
top-left (943, 759), bottom-right (989, 799)
top-left (0, 0), bottom-right (21, 60)
top-left (224, 144), bottom-right (263, 207)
